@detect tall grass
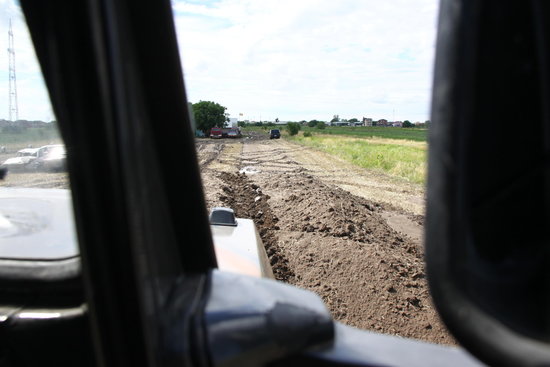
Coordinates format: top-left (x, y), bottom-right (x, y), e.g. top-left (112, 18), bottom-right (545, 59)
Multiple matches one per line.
top-left (290, 134), bottom-right (427, 184)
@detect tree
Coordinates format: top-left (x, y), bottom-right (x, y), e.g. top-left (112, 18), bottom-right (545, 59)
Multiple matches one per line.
top-left (286, 122), bottom-right (301, 136)
top-left (349, 118), bottom-right (359, 123)
top-left (330, 115), bottom-right (340, 123)
top-left (308, 120), bottom-right (320, 127)
top-left (192, 101), bottom-right (227, 133)
top-left (403, 120), bottom-right (414, 128)
top-left (316, 122), bottom-right (326, 130)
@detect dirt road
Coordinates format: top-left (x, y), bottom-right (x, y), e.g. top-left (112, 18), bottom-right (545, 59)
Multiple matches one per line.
top-left (1, 132), bottom-right (454, 345)
top-left (197, 132), bottom-right (455, 346)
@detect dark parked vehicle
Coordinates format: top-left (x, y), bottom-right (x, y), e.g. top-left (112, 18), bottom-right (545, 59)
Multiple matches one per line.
top-left (269, 129), bottom-right (280, 139)
top-left (227, 128), bottom-right (241, 138)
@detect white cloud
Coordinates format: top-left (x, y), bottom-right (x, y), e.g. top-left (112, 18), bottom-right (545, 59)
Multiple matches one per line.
top-left (0, 0), bottom-right (439, 123)
top-left (174, 0), bottom-right (439, 122)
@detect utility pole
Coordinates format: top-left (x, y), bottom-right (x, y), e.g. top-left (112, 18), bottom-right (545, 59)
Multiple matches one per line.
top-left (8, 19), bottom-right (19, 122)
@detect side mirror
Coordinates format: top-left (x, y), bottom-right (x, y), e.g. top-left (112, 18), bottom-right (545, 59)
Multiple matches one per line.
top-left (426, 0), bottom-right (550, 365)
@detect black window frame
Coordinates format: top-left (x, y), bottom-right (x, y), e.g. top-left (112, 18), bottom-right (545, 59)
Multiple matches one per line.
top-left (21, 0), bottom-right (216, 365)
top-left (16, 0), bottom-right (550, 366)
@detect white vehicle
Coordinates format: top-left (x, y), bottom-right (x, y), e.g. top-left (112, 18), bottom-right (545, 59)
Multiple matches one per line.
top-left (1, 144), bottom-right (66, 172)
top-left (1, 148), bottom-right (41, 171)
top-left (36, 144), bottom-right (67, 172)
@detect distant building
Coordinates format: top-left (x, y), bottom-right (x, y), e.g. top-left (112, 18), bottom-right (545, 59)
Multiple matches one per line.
top-left (377, 119), bottom-right (389, 126)
top-left (362, 117), bottom-right (373, 126)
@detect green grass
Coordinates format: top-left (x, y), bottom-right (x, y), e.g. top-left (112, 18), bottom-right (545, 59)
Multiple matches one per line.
top-left (241, 125), bottom-right (428, 142)
top-left (302, 126), bottom-right (428, 141)
top-left (0, 126), bottom-right (62, 150)
top-left (289, 134), bottom-right (427, 184)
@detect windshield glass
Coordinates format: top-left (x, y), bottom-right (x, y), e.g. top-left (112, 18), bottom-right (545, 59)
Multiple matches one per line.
top-left (1, 5), bottom-right (67, 188)
top-left (174, 0), bottom-right (448, 346)
top-left (0, 2), bottom-right (75, 260)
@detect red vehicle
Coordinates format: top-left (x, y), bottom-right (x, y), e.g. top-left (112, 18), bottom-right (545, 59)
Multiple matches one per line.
top-left (210, 127), bottom-right (223, 139)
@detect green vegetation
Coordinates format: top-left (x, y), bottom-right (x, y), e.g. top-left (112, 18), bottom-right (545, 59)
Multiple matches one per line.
top-left (241, 124), bottom-right (427, 141)
top-left (191, 100), bottom-right (227, 133)
top-left (0, 125), bottom-right (62, 150)
top-left (290, 134), bottom-right (427, 184)
top-left (300, 125), bottom-right (427, 142)
top-left (238, 124), bottom-right (428, 183)
top-left (286, 122), bottom-right (301, 136)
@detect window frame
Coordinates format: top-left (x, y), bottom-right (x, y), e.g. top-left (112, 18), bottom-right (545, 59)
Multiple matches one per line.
top-left (18, 0), bottom-right (531, 366)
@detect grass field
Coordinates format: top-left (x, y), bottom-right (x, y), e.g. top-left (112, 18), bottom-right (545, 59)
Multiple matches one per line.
top-left (301, 126), bottom-right (428, 142)
top-left (242, 125), bottom-right (428, 142)
top-left (288, 132), bottom-right (427, 185)
top-left (0, 126), bottom-right (62, 151)
top-left (242, 125), bottom-right (428, 184)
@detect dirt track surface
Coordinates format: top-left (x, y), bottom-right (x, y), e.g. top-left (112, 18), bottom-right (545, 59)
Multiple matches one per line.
top-left (0, 133), bottom-right (454, 345)
top-left (197, 132), bottom-right (456, 346)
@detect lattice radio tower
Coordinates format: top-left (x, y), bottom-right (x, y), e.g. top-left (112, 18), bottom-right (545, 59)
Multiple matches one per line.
top-left (8, 19), bottom-right (19, 122)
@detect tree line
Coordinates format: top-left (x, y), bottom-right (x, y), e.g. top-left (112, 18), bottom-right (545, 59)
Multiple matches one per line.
top-left (189, 100), bottom-right (430, 134)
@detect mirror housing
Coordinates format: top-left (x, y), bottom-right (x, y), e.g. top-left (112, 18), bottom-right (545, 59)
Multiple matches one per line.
top-left (426, 0), bottom-right (550, 365)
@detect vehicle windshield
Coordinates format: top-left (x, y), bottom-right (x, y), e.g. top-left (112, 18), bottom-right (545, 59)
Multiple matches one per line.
top-left (175, 0), bottom-right (447, 346)
top-left (1, 6), bottom-right (67, 187)
top-left (0, 3), bottom-right (75, 259)
top-left (2, 0), bottom-right (448, 349)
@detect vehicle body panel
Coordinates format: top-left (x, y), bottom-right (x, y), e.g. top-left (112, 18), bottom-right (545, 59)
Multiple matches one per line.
top-left (0, 188), bottom-right (78, 260)
top-left (211, 218), bottom-right (274, 279)
top-left (0, 188), bottom-right (270, 279)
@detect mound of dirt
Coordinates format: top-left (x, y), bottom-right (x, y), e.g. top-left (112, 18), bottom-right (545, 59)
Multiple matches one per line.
top-left (216, 169), bottom-right (454, 345)
top-left (197, 137), bottom-right (455, 346)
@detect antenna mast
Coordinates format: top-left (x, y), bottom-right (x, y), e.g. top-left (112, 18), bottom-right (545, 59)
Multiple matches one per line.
top-left (8, 19), bottom-right (19, 122)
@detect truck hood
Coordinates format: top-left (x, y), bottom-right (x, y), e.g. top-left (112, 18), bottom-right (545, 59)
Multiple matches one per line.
top-left (0, 188), bottom-right (78, 260)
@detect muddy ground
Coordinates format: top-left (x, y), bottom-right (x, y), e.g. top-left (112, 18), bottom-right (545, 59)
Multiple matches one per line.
top-left (0, 131), bottom-right (455, 346)
top-left (197, 131), bottom-right (456, 346)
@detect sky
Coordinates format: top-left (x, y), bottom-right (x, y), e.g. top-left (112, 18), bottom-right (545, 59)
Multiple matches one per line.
top-left (0, 0), bottom-right (440, 123)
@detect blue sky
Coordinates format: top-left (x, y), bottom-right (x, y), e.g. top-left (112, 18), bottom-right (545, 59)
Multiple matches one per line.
top-left (173, 0), bottom-right (440, 122)
top-left (0, 0), bottom-right (54, 121)
top-left (0, 0), bottom-right (440, 122)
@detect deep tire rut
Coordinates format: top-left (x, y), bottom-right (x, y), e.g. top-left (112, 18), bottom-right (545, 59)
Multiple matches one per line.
top-left (218, 171), bottom-right (295, 282)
